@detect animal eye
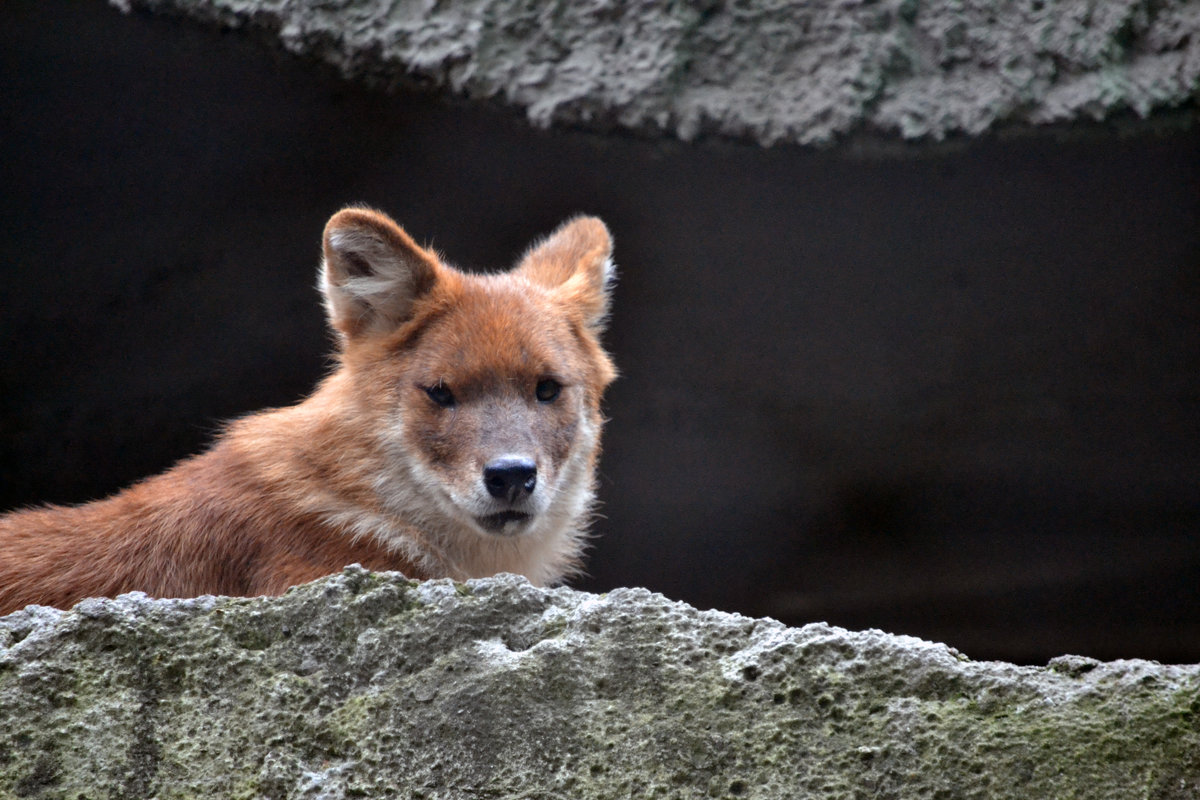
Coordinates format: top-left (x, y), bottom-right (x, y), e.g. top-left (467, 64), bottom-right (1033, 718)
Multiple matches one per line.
top-left (424, 383), bottom-right (456, 408)
top-left (535, 378), bottom-right (561, 403)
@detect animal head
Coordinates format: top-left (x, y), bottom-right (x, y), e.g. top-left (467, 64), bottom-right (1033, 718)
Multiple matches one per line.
top-left (319, 207), bottom-right (616, 548)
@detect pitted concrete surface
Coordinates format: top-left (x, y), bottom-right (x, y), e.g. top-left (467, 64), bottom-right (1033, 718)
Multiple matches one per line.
top-left (2, 569), bottom-right (1199, 797)
top-left (108, 0), bottom-right (1200, 147)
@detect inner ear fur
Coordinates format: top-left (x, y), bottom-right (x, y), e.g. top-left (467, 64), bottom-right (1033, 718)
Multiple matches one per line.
top-left (321, 207), bottom-right (441, 339)
top-left (517, 216), bottom-right (615, 333)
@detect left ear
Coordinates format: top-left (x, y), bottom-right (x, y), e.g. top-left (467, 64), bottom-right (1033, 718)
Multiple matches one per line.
top-left (320, 207), bottom-right (441, 340)
top-left (516, 216), bottom-right (615, 333)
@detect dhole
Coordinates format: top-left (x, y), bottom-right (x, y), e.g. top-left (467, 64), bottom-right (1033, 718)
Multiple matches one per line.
top-left (0, 208), bottom-right (616, 615)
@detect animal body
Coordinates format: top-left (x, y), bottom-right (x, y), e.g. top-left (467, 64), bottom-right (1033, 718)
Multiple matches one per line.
top-left (0, 207), bottom-right (617, 615)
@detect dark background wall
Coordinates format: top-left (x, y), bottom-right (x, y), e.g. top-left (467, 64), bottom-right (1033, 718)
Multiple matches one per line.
top-left (2, 0), bottom-right (1198, 664)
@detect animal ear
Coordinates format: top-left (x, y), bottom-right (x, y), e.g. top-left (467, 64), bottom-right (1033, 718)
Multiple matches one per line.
top-left (517, 216), bottom-right (615, 333)
top-left (320, 207), bottom-right (441, 339)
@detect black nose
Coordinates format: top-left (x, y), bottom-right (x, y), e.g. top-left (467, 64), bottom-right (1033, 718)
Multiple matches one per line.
top-left (483, 457), bottom-right (537, 502)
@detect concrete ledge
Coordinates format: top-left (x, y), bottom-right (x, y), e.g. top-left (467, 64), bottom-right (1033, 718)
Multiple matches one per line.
top-left (108, 0), bottom-right (1200, 146)
top-left (2, 569), bottom-right (1198, 797)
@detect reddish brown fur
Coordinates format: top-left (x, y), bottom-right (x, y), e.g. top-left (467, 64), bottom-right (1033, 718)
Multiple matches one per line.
top-left (0, 208), bottom-right (616, 615)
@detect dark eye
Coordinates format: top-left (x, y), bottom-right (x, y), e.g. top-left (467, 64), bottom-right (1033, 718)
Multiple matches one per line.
top-left (535, 378), bottom-right (561, 403)
top-left (424, 383), bottom-right (456, 408)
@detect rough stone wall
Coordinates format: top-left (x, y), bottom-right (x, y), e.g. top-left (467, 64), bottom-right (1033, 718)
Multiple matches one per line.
top-left (108, 0), bottom-right (1200, 146)
top-left (1, 569), bottom-right (1198, 798)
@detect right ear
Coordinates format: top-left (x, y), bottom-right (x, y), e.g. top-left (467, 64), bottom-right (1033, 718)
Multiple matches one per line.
top-left (320, 207), bottom-right (440, 339)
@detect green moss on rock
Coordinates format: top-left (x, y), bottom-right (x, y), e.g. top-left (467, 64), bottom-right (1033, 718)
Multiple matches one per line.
top-left (1, 568), bottom-right (1198, 798)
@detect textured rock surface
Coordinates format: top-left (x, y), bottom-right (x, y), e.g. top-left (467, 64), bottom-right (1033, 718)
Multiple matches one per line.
top-left (107, 0), bottom-right (1200, 146)
top-left (1, 569), bottom-right (1198, 798)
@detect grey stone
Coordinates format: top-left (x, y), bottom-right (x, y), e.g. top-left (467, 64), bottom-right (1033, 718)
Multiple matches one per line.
top-left (1, 567), bottom-right (1198, 798)
top-left (106, 0), bottom-right (1200, 146)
